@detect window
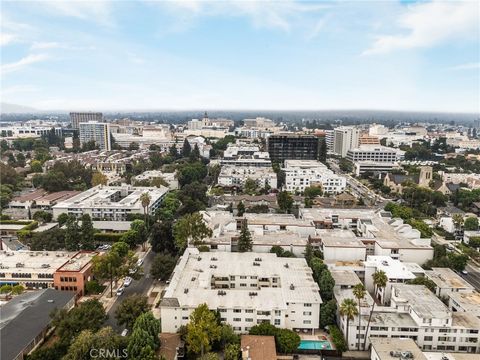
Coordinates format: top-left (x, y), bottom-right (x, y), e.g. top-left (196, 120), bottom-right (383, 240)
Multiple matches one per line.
top-left (240, 283), bottom-right (247, 287)
top-left (230, 276), bottom-right (235, 281)
top-left (182, 316), bottom-right (188, 320)
top-left (245, 309), bottom-right (254, 313)
top-left (304, 303), bottom-right (312, 307)
top-left (233, 318), bottom-right (241, 322)
top-left (240, 276), bottom-right (247, 279)
top-left (303, 320), bottom-right (311, 324)
top-left (245, 318), bottom-right (253, 322)
top-left (274, 319), bottom-right (281, 326)
top-left (233, 309), bottom-right (242, 313)
top-left (218, 309), bottom-right (227, 313)
top-left (424, 336), bottom-right (433, 341)
top-left (275, 310), bottom-right (281, 316)
top-left (303, 311), bottom-right (312, 316)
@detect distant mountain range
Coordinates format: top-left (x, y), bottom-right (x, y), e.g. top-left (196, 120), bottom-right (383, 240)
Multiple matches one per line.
top-left (0, 103), bottom-right (38, 113)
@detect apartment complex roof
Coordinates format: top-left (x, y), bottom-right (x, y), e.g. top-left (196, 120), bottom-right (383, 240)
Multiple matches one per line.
top-left (370, 338), bottom-right (427, 360)
top-left (425, 267), bottom-right (474, 290)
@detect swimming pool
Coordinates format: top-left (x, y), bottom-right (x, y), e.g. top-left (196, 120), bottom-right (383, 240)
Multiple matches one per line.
top-left (298, 339), bottom-right (333, 350)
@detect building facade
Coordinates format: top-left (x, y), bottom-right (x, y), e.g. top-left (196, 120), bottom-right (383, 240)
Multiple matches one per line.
top-left (267, 134), bottom-right (319, 162)
top-left (70, 112), bottom-right (103, 129)
top-left (333, 126), bottom-right (360, 157)
top-left (79, 121), bottom-right (111, 151)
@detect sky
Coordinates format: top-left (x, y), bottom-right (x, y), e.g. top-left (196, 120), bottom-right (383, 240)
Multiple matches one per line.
top-left (1, 0), bottom-right (479, 113)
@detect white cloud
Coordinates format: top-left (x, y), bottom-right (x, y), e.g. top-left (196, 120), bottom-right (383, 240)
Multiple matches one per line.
top-left (40, 0), bottom-right (114, 26)
top-left (1, 85), bottom-right (39, 96)
top-left (0, 33), bottom-right (17, 46)
top-left (363, 1), bottom-right (479, 55)
top-left (30, 41), bottom-right (62, 50)
top-left (159, 0), bottom-right (329, 32)
top-left (1, 54), bottom-right (50, 75)
top-left (448, 62), bottom-right (480, 71)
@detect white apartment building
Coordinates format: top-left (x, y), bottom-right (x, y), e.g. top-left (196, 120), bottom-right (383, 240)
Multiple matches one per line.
top-left (283, 160), bottom-right (346, 194)
top-left (333, 126), bottom-right (360, 157)
top-left (160, 248), bottom-right (321, 334)
top-left (234, 128), bottom-right (274, 139)
top-left (448, 291), bottom-right (480, 317)
top-left (340, 284), bottom-right (480, 353)
top-left (79, 121), bottom-right (111, 151)
top-left (353, 161), bottom-right (401, 176)
top-left (52, 184), bottom-right (168, 220)
top-left (346, 145), bottom-right (404, 163)
top-left (0, 125), bottom-right (62, 140)
top-left (133, 170), bottom-right (179, 190)
top-left (301, 208), bottom-right (434, 265)
top-left (243, 117), bottom-right (275, 129)
top-left (364, 256), bottom-right (416, 305)
top-left (220, 145), bottom-right (272, 167)
top-left (425, 267), bottom-right (475, 298)
top-left (217, 166), bottom-right (278, 189)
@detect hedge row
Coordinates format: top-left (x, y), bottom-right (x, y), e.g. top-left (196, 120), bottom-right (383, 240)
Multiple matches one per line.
top-left (93, 232), bottom-right (123, 242)
top-left (0, 220), bottom-right (34, 225)
top-left (329, 325), bottom-right (347, 353)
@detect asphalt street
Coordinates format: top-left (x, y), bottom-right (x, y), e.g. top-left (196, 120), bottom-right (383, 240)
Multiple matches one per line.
top-left (463, 263), bottom-right (480, 291)
top-left (104, 249), bottom-right (156, 333)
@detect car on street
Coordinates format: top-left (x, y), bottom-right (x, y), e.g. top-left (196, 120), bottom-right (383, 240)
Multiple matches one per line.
top-left (121, 329), bottom-right (129, 337)
top-left (116, 287), bottom-right (125, 296)
top-left (461, 270), bottom-right (468, 275)
top-left (137, 258), bottom-right (144, 266)
top-left (124, 277), bottom-right (132, 287)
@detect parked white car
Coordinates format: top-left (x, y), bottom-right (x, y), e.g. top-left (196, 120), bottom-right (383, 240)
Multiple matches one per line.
top-left (116, 287), bottom-right (125, 296)
top-left (124, 277), bottom-right (132, 287)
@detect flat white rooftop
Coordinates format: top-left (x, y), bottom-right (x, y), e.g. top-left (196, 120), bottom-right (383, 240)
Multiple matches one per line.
top-left (365, 256), bottom-right (416, 280)
top-left (0, 251), bottom-right (75, 274)
top-left (371, 338), bottom-right (426, 360)
top-left (162, 248), bottom-right (321, 310)
top-left (425, 267), bottom-right (475, 290)
top-left (393, 284), bottom-right (451, 320)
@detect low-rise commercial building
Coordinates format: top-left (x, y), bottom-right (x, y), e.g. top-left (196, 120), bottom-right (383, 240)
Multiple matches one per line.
top-left (133, 170), bottom-right (179, 190)
top-left (53, 251), bottom-right (97, 297)
top-left (161, 248), bottom-right (321, 334)
top-left (347, 145), bottom-right (404, 163)
top-left (221, 145), bottom-right (272, 167)
top-left (52, 184), bottom-right (168, 221)
top-left (283, 160), bottom-right (346, 194)
top-left (0, 288), bottom-right (76, 360)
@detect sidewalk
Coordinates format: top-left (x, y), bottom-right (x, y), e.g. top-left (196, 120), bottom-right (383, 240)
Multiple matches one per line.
top-left (149, 282), bottom-right (165, 319)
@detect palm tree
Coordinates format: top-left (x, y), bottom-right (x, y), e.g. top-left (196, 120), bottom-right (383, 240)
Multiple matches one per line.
top-left (363, 270), bottom-right (388, 350)
top-left (352, 283), bottom-right (366, 350)
top-left (339, 298), bottom-right (358, 351)
top-left (140, 192), bottom-right (151, 228)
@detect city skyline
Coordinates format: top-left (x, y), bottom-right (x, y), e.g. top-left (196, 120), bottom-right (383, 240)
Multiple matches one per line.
top-left (1, 0), bottom-right (479, 113)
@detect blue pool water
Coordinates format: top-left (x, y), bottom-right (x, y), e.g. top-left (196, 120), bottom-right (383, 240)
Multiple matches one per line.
top-left (298, 339), bottom-right (333, 350)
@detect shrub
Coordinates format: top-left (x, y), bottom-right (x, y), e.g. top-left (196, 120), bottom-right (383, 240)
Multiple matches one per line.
top-left (93, 232), bottom-right (123, 243)
top-left (329, 325), bottom-right (347, 353)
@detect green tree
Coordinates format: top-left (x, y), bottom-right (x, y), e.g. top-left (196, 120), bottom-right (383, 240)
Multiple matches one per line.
top-left (57, 213), bottom-right (70, 226)
top-left (150, 221), bottom-right (176, 254)
top-left (339, 298), bottom-right (358, 350)
top-left (30, 160), bottom-right (43, 173)
top-left (63, 327), bottom-right (124, 360)
top-left (305, 243), bottom-right (313, 266)
top-left (182, 139), bottom-right (192, 157)
top-left (319, 269), bottom-right (335, 301)
top-left (51, 299), bottom-right (107, 346)
top-left (406, 277), bottom-right (437, 292)
top-left (11, 284), bottom-right (25, 295)
top-left (249, 322), bottom-right (278, 336)
top-left (275, 328), bottom-right (301, 354)
top-left (224, 343), bottom-right (240, 360)
top-left (244, 178), bottom-right (257, 195)
top-left (150, 252), bottom-right (177, 281)
top-left (173, 212), bottom-right (212, 251)
top-left (237, 219), bottom-right (252, 252)
top-left (277, 191), bottom-right (293, 213)
top-left (178, 162), bottom-right (208, 187)
top-left (186, 304), bottom-right (221, 356)
top-left (80, 214), bottom-right (95, 250)
top-left (169, 144), bottom-right (178, 158)
top-left (65, 216), bottom-right (80, 251)
top-left (464, 217), bottom-right (479, 231)
top-left (140, 192), bottom-right (151, 229)
top-left (319, 299), bottom-right (337, 328)
top-left (32, 210), bottom-right (53, 223)
top-left (115, 294), bottom-right (150, 330)
top-left (304, 186), bottom-right (323, 198)
top-left (237, 201), bottom-right (245, 216)
top-left (91, 171), bottom-right (108, 186)
top-left (352, 283), bottom-right (366, 350)
top-left (156, 192), bottom-right (180, 221)
top-left (363, 270), bottom-right (388, 350)
top-left (127, 328), bottom-right (157, 360)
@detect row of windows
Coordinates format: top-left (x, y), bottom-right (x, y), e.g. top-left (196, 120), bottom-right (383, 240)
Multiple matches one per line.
top-left (60, 276), bottom-right (78, 283)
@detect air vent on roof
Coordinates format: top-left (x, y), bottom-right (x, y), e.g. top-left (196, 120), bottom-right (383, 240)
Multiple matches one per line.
top-left (253, 262), bottom-right (260, 266)
top-left (211, 257), bottom-right (218, 261)
top-left (382, 260), bottom-right (389, 266)
top-left (197, 257), bottom-right (202, 261)
top-left (255, 257), bottom-right (262, 261)
top-left (16, 263), bottom-right (24, 268)
top-left (184, 288), bottom-right (189, 294)
top-left (290, 284), bottom-right (295, 290)
top-left (191, 277), bottom-right (196, 281)
top-left (249, 292), bottom-right (258, 296)
top-left (41, 264), bottom-right (50, 268)
top-left (284, 263), bottom-right (289, 268)
top-left (218, 290), bottom-right (227, 296)
top-left (210, 265), bottom-right (217, 269)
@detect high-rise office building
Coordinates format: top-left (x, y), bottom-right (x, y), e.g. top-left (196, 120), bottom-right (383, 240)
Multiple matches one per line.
top-left (70, 112), bottom-right (103, 129)
top-left (79, 121), bottom-right (111, 151)
top-left (333, 126), bottom-right (360, 157)
top-left (267, 134), bottom-right (319, 162)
